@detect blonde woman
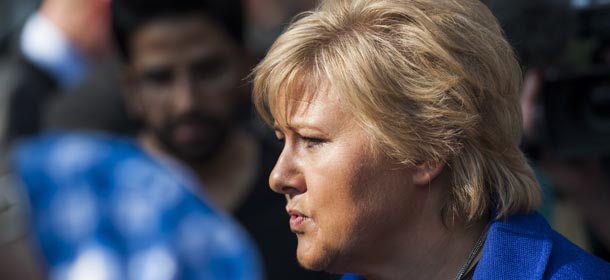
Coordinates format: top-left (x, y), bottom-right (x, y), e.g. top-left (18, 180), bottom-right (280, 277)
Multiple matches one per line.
top-left (252, 0), bottom-right (610, 279)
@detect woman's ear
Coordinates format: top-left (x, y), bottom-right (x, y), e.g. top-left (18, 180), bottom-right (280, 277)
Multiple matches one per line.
top-left (412, 161), bottom-right (446, 187)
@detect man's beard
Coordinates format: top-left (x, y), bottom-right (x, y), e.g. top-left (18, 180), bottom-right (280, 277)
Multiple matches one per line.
top-left (154, 112), bottom-right (230, 165)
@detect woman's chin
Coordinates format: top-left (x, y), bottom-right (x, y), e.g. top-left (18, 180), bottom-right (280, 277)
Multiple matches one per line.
top-left (296, 238), bottom-right (339, 273)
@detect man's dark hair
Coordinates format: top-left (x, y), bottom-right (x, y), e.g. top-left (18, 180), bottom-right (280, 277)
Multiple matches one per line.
top-left (111, 0), bottom-right (244, 62)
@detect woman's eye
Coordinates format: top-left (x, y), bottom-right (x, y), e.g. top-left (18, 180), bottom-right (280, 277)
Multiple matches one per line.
top-left (303, 137), bottom-right (325, 148)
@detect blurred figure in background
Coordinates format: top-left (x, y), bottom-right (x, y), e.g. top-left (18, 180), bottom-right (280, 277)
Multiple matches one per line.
top-left (12, 132), bottom-right (264, 280)
top-left (519, 44), bottom-right (610, 261)
top-left (112, 0), bottom-right (337, 279)
top-left (0, 0), bottom-right (132, 277)
top-left (0, 0), bottom-right (132, 146)
top-left (486, 0), bottom-right (610, 261)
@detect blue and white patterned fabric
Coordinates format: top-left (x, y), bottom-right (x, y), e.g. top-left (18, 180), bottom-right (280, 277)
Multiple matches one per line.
top-left (12, 133), bottom-right (263, 280)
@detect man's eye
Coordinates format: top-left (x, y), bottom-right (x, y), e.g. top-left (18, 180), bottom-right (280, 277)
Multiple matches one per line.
top-left (140, 69), bottom-right (173, 86)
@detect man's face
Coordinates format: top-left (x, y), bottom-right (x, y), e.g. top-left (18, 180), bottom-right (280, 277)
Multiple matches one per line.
top-left (126, 15), bottom-right (244, 163)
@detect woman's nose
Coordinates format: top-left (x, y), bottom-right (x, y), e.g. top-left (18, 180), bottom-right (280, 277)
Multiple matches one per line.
top-left (269, 148), bottom-right (306, 197)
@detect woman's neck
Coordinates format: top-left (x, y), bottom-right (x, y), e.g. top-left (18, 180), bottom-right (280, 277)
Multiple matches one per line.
top-left (362, 217), bottom-right (489, 280)
top-left (345, 170), bottom-right (490, 280)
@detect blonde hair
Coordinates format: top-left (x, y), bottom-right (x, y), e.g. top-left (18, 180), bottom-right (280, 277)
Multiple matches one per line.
top-left (253, 0), bottom-right (540, 223)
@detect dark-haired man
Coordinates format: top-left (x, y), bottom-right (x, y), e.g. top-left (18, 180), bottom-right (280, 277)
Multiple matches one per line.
top-left (111, 1), bottom-right (337, 279)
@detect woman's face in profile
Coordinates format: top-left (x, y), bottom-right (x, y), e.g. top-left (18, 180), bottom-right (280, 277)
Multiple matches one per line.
top-left (270, 88), bottom-right (423, 272)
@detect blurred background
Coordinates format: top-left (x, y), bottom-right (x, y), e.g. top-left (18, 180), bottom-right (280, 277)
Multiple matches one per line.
top-left (484, 0), bottom-right (610, 263)
top-left (0, 0), bottom-right (609, 277)
top-left (0, 0), bottom-right (317, 58)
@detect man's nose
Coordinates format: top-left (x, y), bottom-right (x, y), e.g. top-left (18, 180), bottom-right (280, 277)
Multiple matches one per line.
top-left (269, 146), bottom-right (306, 198)
top-left (172, 74), bottom-right (197, 113)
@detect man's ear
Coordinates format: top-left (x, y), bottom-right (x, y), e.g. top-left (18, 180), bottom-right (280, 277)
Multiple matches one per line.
top-left (412, 160), bottom-right (446, 187)
top-left (120, 66), bottom-right (143, 119)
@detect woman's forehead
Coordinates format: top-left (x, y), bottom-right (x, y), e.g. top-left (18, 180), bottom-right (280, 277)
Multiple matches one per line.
top-left (272, 91), bottom-right (322, 127)
top-left (271, 81), bottom-right (345, 128)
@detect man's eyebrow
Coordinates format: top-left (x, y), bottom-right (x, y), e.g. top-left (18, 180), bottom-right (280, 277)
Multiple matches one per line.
top-left (139, 66), bottom-right (172, 79)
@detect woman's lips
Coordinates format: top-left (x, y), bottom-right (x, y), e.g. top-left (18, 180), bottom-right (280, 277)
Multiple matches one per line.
top-left (288, 210), bottom-right (309, 232)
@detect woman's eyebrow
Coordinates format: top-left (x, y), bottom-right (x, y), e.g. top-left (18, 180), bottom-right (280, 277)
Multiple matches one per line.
top-left (273, 122), bottom-right (328, 136)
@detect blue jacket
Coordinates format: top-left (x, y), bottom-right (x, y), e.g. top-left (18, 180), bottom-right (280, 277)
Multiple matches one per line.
top-left (342, 212), bottom-right (610, 279)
